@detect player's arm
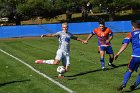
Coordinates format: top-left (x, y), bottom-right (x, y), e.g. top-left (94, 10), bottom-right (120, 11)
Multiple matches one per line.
top-left (72, 36), bottom-right (85, 43)
top-left (106, 30), bottom-right (113, 43)
top-left (41, 34), bottom-right (58, 37)
top-left (114, 33), bottom-right (131, 60)
top-left (41, 32), bottom-right (60, 37)
top-left (84, 33), bottom-right (94, 44)
top-left (114, 43), bottom-right (128, 60)
top-left (86, 34), bottom-right (93, 41)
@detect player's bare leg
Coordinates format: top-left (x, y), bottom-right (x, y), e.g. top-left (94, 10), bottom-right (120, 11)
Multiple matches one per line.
top-left (35, 59), bottom-right (60, 64)
top-left (97, 46), bottom-right (100, 53)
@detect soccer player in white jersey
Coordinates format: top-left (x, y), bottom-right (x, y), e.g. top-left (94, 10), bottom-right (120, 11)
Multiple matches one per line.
top-left (35, 22), bottom-right (85, 78)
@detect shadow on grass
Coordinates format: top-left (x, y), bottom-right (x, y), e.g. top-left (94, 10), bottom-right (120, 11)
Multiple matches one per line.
top-left (0, 79), bottom-right (31, 87)
top-left (55, 75), bottom-right (77, 80)
top-left (66, 63), bottom-right (128, 77)
top-left (123, 87), bottom-right (140, 92)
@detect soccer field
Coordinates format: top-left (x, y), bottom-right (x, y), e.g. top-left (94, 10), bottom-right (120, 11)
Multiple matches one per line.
top-left (0, 33), bottom-right (139, 93)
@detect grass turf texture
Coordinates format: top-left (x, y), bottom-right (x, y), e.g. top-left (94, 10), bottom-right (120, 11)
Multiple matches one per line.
top-left (0, 33), bottom-right (140, 93)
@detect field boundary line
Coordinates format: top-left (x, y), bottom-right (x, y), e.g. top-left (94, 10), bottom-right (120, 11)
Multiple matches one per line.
top-left (0, 48), bottom-right (74, 93)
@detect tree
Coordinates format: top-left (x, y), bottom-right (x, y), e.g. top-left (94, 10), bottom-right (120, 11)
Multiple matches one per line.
top-left (0, 0), bottom-right (27, 25)
top-left (91, 0), bottom-right (140, 21)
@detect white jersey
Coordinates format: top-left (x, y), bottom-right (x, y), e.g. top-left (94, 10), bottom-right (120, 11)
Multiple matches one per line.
top-left (55, 31), bottom-right (75, 52)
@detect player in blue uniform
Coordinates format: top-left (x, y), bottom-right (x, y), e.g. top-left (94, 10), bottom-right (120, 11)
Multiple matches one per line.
top-left (114, 20), bottom-right (140, 91)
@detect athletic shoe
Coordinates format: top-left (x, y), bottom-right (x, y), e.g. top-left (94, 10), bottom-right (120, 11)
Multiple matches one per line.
top-left (102, 67), bottom-right (106, 71)
top-left (108, 62), bottom-right (116, 68)
top-left (117, 84), bottom-right (126, 91)
top-left (35, 60), bottom-right (44, 64)
top-left (130, 85), bottom-right (136, 91)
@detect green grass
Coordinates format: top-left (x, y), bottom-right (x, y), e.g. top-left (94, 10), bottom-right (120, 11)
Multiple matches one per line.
top-left (0, 34), bottom-right (139, 93)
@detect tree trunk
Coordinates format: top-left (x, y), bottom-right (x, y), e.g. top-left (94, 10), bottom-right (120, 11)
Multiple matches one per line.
top-left (15, 13), bottom-right (21, 25)
top-left (109, 13), bottom-right (115, 21)
top-left (15, 18), bottom-right (21, 25)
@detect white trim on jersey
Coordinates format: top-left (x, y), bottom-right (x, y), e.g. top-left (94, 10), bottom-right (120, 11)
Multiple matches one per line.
top-left (131, 55), bottom-right (140, 57)
top-left (124, 37), bottom-right (130, 39)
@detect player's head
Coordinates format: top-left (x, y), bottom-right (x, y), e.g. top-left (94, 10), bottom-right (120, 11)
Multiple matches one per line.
top-left (98, 21), bottom-right (105, 31)
top-left (62, 22), bottom-right (68, 32)
top-left (132, 20), bottom-right (140, 31)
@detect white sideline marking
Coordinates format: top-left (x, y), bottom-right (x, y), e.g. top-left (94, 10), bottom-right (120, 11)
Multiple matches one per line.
top-left (0, 49), bottom-right (74, 93)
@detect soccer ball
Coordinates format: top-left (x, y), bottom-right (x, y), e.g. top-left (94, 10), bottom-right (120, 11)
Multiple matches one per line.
top-left (57, 66), bottom-right (65, 73)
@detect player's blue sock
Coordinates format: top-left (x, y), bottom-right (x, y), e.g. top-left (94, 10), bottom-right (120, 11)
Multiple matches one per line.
top-left (122, 71), bottom-right (132, 85)
top-left (135, 74), bottom-right (140, 87)
top-left (100, 58), bottom-right (105, 68)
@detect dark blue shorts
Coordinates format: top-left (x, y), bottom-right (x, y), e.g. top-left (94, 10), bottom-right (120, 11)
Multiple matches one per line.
top-left (128, 57), bottom-right (140, 72)
top-left (100, 46), bottom-right (114, 54)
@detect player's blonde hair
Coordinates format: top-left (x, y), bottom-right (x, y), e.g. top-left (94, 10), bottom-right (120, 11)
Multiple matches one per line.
top-left (62, 22), bottom-right (68, 26)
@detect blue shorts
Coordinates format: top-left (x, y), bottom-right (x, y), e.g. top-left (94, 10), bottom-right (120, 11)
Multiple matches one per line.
top-left (100, 46), bottom-right (114, 54)
top-left (128, 57), bottom-right (140, 72)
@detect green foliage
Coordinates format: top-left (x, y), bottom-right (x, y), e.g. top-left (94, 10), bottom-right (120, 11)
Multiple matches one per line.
top-left (92, 7), bottom-right (101, 13)
top-left (0, 0), bottom-right (140, 24)
top-left (90, 0), bottom-right (140, 21)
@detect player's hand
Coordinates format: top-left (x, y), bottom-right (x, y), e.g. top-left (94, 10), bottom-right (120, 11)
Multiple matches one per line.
top-left (83, 40), bottom-right (88, 44)
top-left (106, 40), bottom-right (110, 43)
top-left (114, 54), bottom-right (119, 60)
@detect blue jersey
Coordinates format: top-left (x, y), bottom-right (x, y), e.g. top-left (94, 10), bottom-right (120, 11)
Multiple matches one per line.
top-left (122, 30), bottom-right (140, 57)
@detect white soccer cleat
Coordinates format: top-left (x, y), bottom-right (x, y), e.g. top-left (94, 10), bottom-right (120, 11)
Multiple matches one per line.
top-left (102, 67), bottom-right (106, 71)
top-left (108, 62), bottom-right (112, 66)
top-left (108, 62), bottom-right (116, 67)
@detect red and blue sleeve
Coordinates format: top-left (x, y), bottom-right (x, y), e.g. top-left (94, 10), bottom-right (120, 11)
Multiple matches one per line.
top-left (122, 33), bottom-right (132, 44)
top-left (109, 31), bottom-right (113, 37)
top-left (108, 28), bottom-right (113, 37)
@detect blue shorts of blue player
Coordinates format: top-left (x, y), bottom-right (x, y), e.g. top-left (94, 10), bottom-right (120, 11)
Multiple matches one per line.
top-left (117, 57), bottom-right (140, 91)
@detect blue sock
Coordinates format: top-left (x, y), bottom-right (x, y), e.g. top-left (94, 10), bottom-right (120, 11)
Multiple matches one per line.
top-left (135, 74), bottom-right (140, 87)
top-left (100, 58), bottom-right (105, 68)
top-left (122, 71), bottom-right (131, 85)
